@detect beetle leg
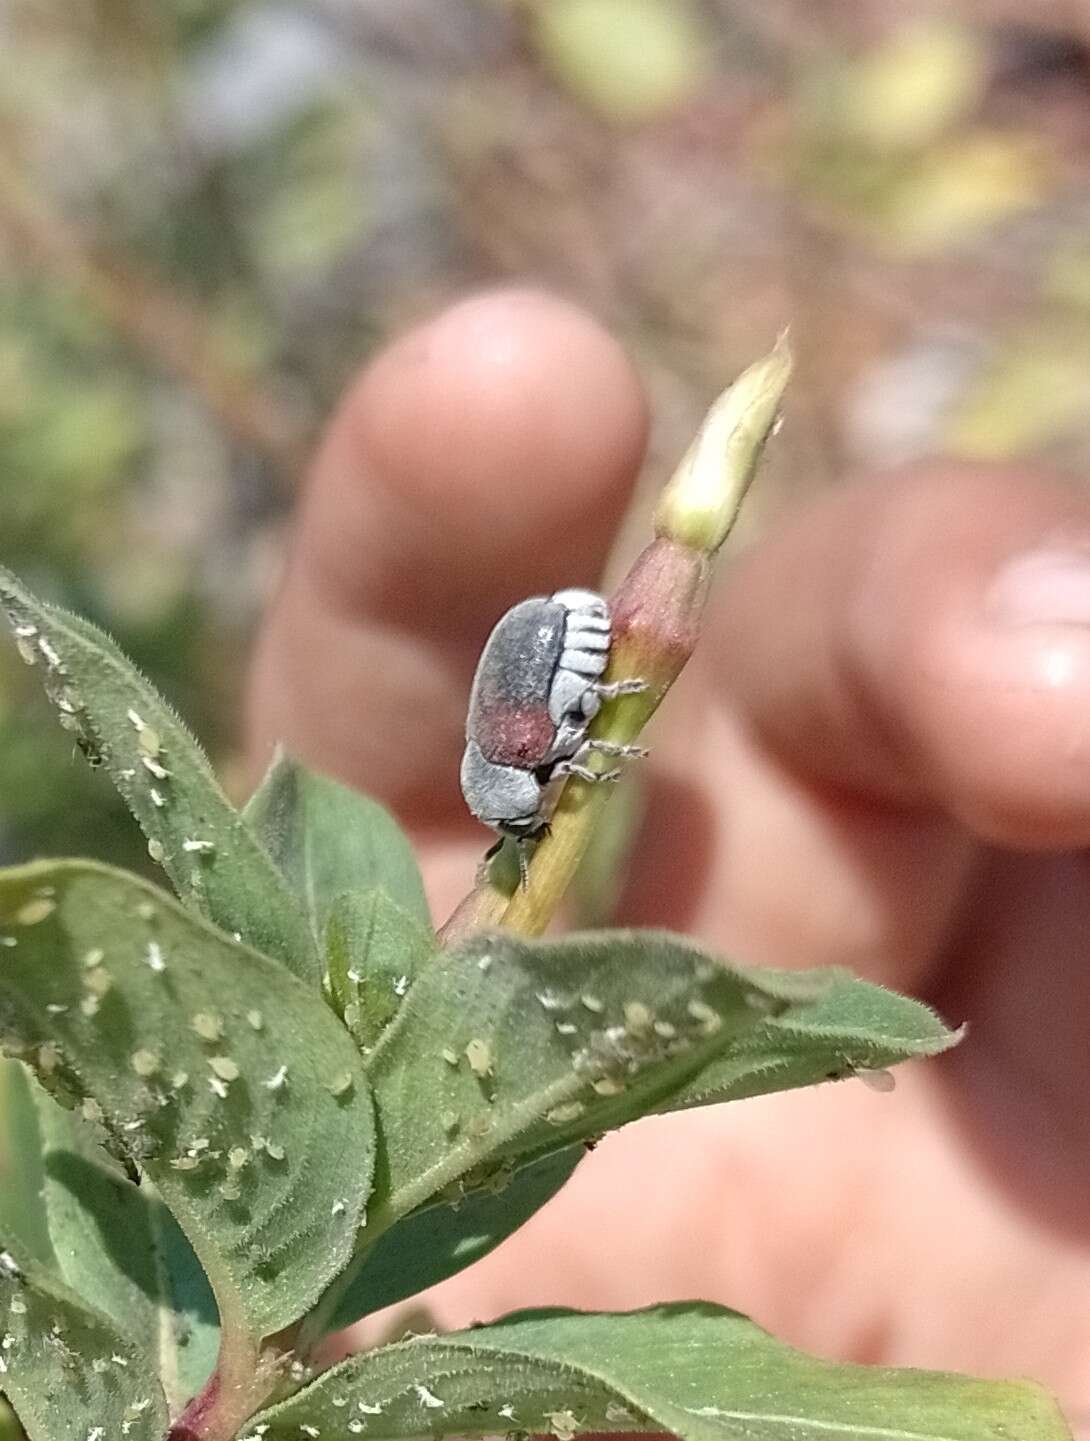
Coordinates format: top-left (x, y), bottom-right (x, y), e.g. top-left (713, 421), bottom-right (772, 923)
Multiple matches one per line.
top-left (549, 666), bottom-right (599, 726)
top-left (586, 738), bottom-right (649, 759)
top-left (554, 759), bottom-right (622, 783)
top-left (592, 678), bottom-right (648, 698)
top-left (542, 714), bottom-right (591, 763)
top-left (476, 837), bottom-right (504, 883)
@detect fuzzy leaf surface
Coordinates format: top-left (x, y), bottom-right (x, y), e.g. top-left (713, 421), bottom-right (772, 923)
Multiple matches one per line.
top-left (329, 1146), bottom-right (584, 1331)
top-left (0, 861), bottom-right (374, 1343)
top-left (0, 567), bottom-right (318, 982)
top-left (0, 1058), bottom-right (217, 1414)
top-left (327, 889), bottom-right (437, 1052)
top-left (244, 755), bottom-right (430, 935)
top-left (0, 1060), bottom-right (53, 1271)
top-left (254, 1304), bottom-right (1072, 1441)
top-left (365, 930), bottom-right (841, 1225)
top-left (0, 1251), bottom-right (167, 1441)
top-left (665, 968), bottom-right (959, 1110)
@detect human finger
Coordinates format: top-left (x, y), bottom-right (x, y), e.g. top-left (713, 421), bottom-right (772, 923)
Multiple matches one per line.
top-left (712, 464), bottom-right (1090, 848)
top-left (247, 288), bottom-right (648, 826)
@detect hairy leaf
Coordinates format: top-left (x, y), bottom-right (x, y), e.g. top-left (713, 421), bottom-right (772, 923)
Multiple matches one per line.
top-left (329, 1146), bottom-right (584, 1331)
top-left (327, 889), bottom-right (436, 1052)
top-left (0, 567), bottom-right (318, 983)
top-left (0, 861), bottom-right (374, 1345)
top-left (0, 1060), bottom-right (53, 1270)
top-left (0, 1249), bottom-right (167, 1441)
top-left (244, 755), bottom-right (430, 935)
top-left (141, 1180), bottom-right (220, 1415)
top-left (665, 967), bottom-right (959, 1111)
top-left (365, 930), bottom-right (846, 1225)
top-left (0, 1059), bottom-right (217, 1414)
top-left (254, 1303), bottom-right (1072, 1441)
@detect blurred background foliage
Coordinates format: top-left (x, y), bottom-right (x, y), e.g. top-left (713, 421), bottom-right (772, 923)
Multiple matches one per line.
top-left (3, 0), bottom-right (1090, 869)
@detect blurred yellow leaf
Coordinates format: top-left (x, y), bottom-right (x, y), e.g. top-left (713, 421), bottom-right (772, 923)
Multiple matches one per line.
top-left (944, 332), bottom-right (1090, 460)
top-left (881, 131), bottom-right (1048, 254)
top-left (835, 19), bottom-right (985, 154)
top-left (1043, 240), bottom-right (1090, 312)
top-left (530, 0), bottom-right (709, 125)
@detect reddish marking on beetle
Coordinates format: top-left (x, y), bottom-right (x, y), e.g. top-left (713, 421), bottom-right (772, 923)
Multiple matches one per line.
top-left (478, 698), bottom-right (555, 767)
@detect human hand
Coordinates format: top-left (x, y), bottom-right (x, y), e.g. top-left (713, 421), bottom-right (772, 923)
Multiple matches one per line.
top-left (248, 290), bottom-right (1090, 1425)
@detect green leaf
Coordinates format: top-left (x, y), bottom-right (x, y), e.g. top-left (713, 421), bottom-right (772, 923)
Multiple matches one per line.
top-left (364, 930), bottom-right (843, 1226)
top-left (329, 1146), bottom-right (584, 1331)
top-left (0, 567), bottom-right (319, 983)
top-left (666, 968), bottom-right (960, 1111)
top-left (0, 1060), bottom-right (54, 1270)
top-left (141, 1181), bottom-right (220, 1415)
top-left (244, 754), bottom-right (430, 935)
top-left (327, 889), bottom-right (436, 1051)
top-left (0, 1396), bottom-right (27, 1441)
top-left (0, 1250), bottom-right (168, 1441)
top-left (0, 1059), bottom-right (218, 1414)
top-left (253, 1303), bottom-right (1073, 1441)
top-left (0, 861), bottom-right (375, 1345)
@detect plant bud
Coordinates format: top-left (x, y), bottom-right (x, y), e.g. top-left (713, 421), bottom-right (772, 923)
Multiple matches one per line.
top-left (654, 333), bottom-right (792, 555)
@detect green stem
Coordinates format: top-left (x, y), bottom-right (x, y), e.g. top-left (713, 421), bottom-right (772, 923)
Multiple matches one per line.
top-left (288, 1209), bottom-right (397, 1365)
top-left (167, 1334), bottom-right (277, 1441)
top-left (439, 339), bottom-right (792, 945)
top-left (501, 540), bottom-right (708, 936)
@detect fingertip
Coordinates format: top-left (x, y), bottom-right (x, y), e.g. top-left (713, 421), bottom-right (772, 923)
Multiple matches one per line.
top-left (877, 481), bottom-right (1090, 848)
top-left (247, 290), bottom-right (647, 820)
top-left (305, 288), bottom-right (648, 608)
top-left (355, 288), bottom-right (647, 517)
top-left (717, 462), bottom-right (1090, 848)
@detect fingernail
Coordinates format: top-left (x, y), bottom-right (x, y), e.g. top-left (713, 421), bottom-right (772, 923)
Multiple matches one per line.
top-left (988, 547), bottom-right (1090, 627)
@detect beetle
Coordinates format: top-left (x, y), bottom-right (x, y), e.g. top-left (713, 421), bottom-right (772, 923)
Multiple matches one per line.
top-left (461, 588), bottom-right (646, 886)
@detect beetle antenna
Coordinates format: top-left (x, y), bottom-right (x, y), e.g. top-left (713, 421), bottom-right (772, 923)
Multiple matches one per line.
top-left (517, 837), bottom-right (532, 891)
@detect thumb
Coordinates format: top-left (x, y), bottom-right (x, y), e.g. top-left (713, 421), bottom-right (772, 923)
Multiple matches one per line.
top-left (247, 289), bottom-right (648, 827)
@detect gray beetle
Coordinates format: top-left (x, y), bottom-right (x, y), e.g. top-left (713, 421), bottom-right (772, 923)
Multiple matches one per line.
top-left (461, 588), bottom-right (645, 886)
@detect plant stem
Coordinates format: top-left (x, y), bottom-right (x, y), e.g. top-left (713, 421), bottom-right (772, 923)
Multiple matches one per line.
top-left (441, 336), bottom-right (793, 943)
top-left (501, 539), bottom-right (709, 935)
top-left (168, 1335), bottom-right (279, 1441)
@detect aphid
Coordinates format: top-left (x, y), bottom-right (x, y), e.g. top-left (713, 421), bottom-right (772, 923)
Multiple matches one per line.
top-left (76, 735), bottom-right (104, 768)
top-left (465, 1038), bottom-right (493, 1078)
top-left (16, 898), bottom-right (55, 926)
top-left (859, 1068), bottom-right (897, 1094)
top-left (461, 589), bottom-right (646, 885)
